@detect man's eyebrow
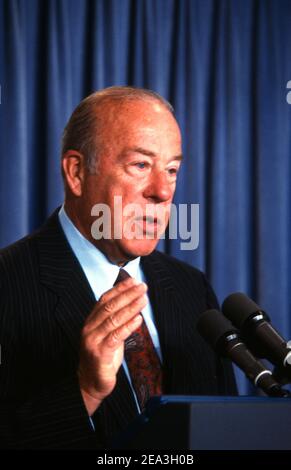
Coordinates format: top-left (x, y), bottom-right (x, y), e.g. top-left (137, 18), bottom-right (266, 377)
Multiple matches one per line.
top-left (125, 146), bottom-right (183, 161)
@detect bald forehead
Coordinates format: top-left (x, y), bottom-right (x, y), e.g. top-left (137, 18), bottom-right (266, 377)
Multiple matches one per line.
top-left (94, 98), bottom-right (178, 133)
top-left (96, 96), bottom-right (170, 115)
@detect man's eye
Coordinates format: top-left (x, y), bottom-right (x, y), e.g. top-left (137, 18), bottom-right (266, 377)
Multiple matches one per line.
top-left (135, 162), bottom-right (147, 169)
top-left (168, 168), bottom-right (178, 175)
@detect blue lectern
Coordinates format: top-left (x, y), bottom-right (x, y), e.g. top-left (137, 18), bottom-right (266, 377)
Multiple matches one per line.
top-left (113, 395), bottom-right (291, 449)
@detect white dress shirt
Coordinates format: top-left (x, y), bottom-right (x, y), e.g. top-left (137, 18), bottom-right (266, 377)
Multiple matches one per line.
top-left (58, 205), bottom-right (162, 413)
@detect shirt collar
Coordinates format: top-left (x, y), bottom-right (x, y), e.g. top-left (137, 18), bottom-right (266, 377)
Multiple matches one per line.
top-left (58, 205), bottom-right (141, 299)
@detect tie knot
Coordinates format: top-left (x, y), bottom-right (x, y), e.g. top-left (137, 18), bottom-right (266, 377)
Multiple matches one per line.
top-left (114, 268), bottom-right (131, 285)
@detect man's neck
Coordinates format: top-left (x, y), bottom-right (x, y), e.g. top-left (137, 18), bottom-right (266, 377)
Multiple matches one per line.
top-left (63, 201), bottom-right (136, 267)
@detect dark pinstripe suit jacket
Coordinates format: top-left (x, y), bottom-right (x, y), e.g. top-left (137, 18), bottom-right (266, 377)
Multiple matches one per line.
top-left (0, 210), bottom-right (236, 449)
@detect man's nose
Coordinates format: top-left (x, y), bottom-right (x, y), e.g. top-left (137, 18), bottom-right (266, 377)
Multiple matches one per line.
top-left (143, 171), bottom-right (174, 203)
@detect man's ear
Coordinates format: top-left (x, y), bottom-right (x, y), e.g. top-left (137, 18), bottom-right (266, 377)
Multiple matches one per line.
top-left (62, 150), bottom-right (85, 196)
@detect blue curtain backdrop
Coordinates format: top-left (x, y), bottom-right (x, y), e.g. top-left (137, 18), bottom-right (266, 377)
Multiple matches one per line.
top-left (0, 0), bottom-right (291, 394)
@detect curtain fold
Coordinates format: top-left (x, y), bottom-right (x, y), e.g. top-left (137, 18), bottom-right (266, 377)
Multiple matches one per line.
top-left (1, 0), bottom-right (291, 393)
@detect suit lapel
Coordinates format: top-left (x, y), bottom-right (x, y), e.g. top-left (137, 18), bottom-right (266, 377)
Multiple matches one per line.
top-left (141, 254), bottom-right (186, 393)
top-left (36, 210), bottom-right (96, 352)
top-left (36, 211), bottom-right (138, 433)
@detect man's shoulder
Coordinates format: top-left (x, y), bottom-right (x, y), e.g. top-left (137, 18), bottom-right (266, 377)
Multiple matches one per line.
top-left (0, 210), bottom-right (60, 278)
top-left (144, 250), bottom-right (219, 311)
top-left (0, 231), bottom-right (37, 269)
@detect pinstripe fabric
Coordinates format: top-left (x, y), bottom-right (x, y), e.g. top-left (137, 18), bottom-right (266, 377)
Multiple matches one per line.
top-left (0, 210), bottom-right (236, 449)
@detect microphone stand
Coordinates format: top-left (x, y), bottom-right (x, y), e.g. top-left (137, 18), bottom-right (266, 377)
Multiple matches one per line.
top-left (269, 340), bottom-right (291, 389)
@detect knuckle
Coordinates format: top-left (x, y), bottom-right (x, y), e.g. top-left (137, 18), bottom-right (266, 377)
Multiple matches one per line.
top-left (104, 300), bottom-right (115, 313)
top-left (88, 332), bottom-right (101, 348)
top-left (110, 329), bottom-right (120, 344)
top-left (82, 323), bottom-right (91, 336)
top-left (106, 314), bottom-right (120, 329)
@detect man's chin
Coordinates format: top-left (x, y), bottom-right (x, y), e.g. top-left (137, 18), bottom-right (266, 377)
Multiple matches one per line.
top-left (110, 239), bottom-right (159, 262)
top-left (92, 238), bottom-right (160, 265)
top-left (118, 238), bottom-right (160, 260)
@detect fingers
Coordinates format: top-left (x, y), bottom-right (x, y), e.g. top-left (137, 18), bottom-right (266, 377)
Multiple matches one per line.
top-left (85, 276), bottom-right (135, 324)
top-left (106, 312), bottom-right (144, 348)
top-left (86, 280), bottom-right (148, 331)
top-left (100, 275), bottom-right (136, 303)
top-left (78, 277), bottom-right (148, 411)
top-left (97, 291), bottom-right (147, 341)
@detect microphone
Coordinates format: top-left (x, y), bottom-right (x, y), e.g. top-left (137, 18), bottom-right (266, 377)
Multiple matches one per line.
top-left (197, 309), bottom-right (290, 397)
top-left (222, 293), bottom-right (291, 381)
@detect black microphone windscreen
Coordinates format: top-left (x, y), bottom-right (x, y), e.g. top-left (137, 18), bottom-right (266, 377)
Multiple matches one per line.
top-left (197, 308), bottom-right (290, 396)
top-left (222, 292), bottom-right (262, 328)
top-left (197, 309), bottom-right (237, 350)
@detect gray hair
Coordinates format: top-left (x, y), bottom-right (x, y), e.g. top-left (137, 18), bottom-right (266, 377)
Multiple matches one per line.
top-left (61, 86), bottom-right (174, 174)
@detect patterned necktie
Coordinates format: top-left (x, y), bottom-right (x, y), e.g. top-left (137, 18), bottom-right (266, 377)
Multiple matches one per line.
top-left (114, 268), bottom-right (163, 411)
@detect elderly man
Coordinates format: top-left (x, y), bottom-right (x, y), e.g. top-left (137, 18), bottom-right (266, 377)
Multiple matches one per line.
top-left (0, 87), bottom-right (236, 449)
